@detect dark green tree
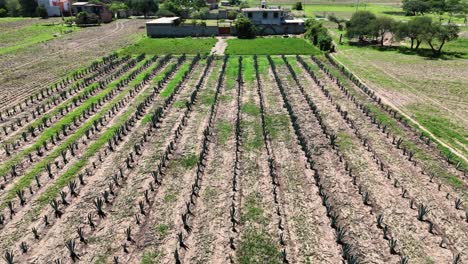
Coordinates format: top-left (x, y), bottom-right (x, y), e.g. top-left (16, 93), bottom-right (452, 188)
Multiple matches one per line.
top-left (293, 1), bottom-right (303, 10)
top-left (423, 22), bottom-right (459, 55)
top-left (130, 0), bottom-right (158, 18)
top-left (19, 0), bottom-right (37, 16)
top-left (371, 16), bottom-right (396, 45)
top-left (396, 16), bottom-right (432, 49)
top-left (345, 11), bottom-right (377, 42)
top-left (234, 15), bottom-right (256, 39)
top-left (402, 0), bottom-right (430, 15)
top-left (36, 5), bottom-right (48, 18)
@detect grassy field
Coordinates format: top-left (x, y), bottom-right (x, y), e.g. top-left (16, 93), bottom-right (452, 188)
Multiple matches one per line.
top-left (0, 17), bottom-right (28, 23)
top-left (326, 23), bottom-right (468, 159)
top-left (0, 22), bottom-right (78, 55)
top-left (226, 37), bottom-right (321, 55)
top-left (121, 37), bottom-right (217, 55)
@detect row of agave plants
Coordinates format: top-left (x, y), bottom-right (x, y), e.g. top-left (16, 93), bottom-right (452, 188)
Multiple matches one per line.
top-left (303, 56), bottom-right (465, 215)
top-left (228, 56), bottom-right (242, 262)
top-left (253, 55), bottom-right (289, 263)
top-left (292, 56), bottom-right (464, 263)
top-left (0, 53), bottom-right (119, 123)
top-left (0, 55), bottom-right (170, 231)
top-left (268, 55), bottom-right (361, 263)
top-left (0, 54), bottom-right (196, 264)
top-left (1, 55), bottom-right (131, 145)
top-left (172, 55), bottom-right (225, 264)
top-left (0, 54), bottom-right (155, 192)
top-left (321, 54), bottom-right (465, 173)
top-left (2, 55), bottom-right (136, 157)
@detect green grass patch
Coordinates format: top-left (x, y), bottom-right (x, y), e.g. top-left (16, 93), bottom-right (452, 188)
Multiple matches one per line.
top-left (243, 56), bottom-right (256, 83)
top-left (226, 38), bottom-right (321, 55)
top-left (337, 132), bottom-right (354, 152)
top-left (237, 227), bottom-right (282, 264)
top-left (241, 191), bottom-right (266, 224)
top-left (173, 100), bottom-right (188, 108)
top-left (164, 192), bottom-right (177, 203)
top-left (180, 153), bottom-right (198, 168)
top-left (225, 56), bottom-right (240, 90)
top-left (216, 119), bottom-right (232, 145)
top-left (241, 102), bottom-right (261, 116)
top-left (265, 113), bottom-right (289, 140)
top-left (160, 61), bottom-right (191, 98)
top-left (141, 251), bottom-right (160, 264)
top-left (0, 23), bottom-right (78, 55)
top-left (200, 89), bottom-right (216, 106)
top-left (121, 37), bottom-right (217, 55)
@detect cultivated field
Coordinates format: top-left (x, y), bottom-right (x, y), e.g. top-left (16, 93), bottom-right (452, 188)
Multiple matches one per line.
top-left (0, 51), bottom-right (466, 264)
top-left (0, 19), bottom-right (147, 112)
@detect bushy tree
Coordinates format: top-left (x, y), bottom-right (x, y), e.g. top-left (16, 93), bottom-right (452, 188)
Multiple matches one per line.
top-left (293, 1), bottom-right (303, 10)
top-left (345, 11), bottom-right (376, 42)
top-left (423, 22), bottom-right (459, 55)
top-left (19, 0), bottom-right (37, 16)
top-left (36, 5), bottom-right (48, 18)
top-left (234, 15), bottom-right (255, 38)
top-left (305, 19), bottom-right (334, 51)
top-left (129, 0), bottom-right (158, 18)
top-left (372, 16), bottom-right (396, 45)
top-left (0, 8), bottom-right (7, 17)
top-left (190, 7), bottom-right (209, 19)
top-left (328, 13), bottom-right (345, 30)
top-left (6, 0), bottom-right (21, 16)
top-left (402, 0), bottom-right (430, 15)
top-left (396, 16), bottom-right (432, 49)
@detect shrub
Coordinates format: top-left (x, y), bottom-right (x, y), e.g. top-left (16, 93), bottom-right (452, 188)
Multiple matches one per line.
top-left (293, 1), bottom-right (303, 10)
top-left (190, 7), bottom-right (209, 19)
top-left (156, 8), bottom-right (175, 17)
top-left (227, 10), bottom-right (238, 20)
top-left (234, 15), bottom-right (256, 39)
top-left (0, 8), bottom-right (7, 17)
top-left (36, 5), bottom-right (48, 18)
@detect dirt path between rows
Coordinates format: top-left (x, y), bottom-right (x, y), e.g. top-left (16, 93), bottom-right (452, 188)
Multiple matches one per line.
top-left (330, 53), bottom-right (468, 163)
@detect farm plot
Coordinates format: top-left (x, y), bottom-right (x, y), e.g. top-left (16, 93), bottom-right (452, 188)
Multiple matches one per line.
top-left (0, 54), bottom-right (466, 264)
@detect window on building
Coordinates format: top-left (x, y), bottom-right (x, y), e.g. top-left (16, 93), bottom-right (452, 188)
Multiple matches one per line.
top-left (248, 12), bottom-right (252, 18)
top-left (263, 12), bottom-right (268, 18)
top-left (273, 12), bottom-right (278, 18)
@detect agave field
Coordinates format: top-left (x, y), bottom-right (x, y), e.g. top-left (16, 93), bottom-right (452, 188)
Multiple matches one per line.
top-left (0, 52), bottom-right (466, 264)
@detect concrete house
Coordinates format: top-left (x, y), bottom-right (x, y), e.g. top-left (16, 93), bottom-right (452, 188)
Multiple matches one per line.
top-left (72, 2), bottom-right (113, 23)
top-left (241, 0), bottom-right (305, 34)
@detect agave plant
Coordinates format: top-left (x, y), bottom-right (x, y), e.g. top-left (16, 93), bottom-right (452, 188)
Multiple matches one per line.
top-left (65, 240), bottom-right (80, 262)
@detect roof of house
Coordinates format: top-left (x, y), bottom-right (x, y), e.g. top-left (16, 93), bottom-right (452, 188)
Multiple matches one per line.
top-left (242, 7), bottom-right (282, 12)
top-left (284, 19), bottom-right (304, 23)
top-left (72, 1), bottom-right (100, 6)
top-left (146, 17), bottom-right (180, 25)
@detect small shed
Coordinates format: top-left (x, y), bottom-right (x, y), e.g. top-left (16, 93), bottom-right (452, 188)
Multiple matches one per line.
top-left (242, 7), bottom-right (285, 25)
top-left (72, 2), bottom-right (113, 23)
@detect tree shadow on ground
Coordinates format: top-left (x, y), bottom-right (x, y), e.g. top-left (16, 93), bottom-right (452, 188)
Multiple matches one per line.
top-left (348, 41), bottom-right (466, 60)
top-left (382, 11), bottom-right (408, 16)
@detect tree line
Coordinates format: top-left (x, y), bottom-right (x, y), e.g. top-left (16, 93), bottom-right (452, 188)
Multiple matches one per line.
top-left (344, 11), bottom-right (460, 55)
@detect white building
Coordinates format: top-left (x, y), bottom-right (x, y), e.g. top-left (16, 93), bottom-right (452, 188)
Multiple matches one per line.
top-left (37, 0), bottom-right (70, 17)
